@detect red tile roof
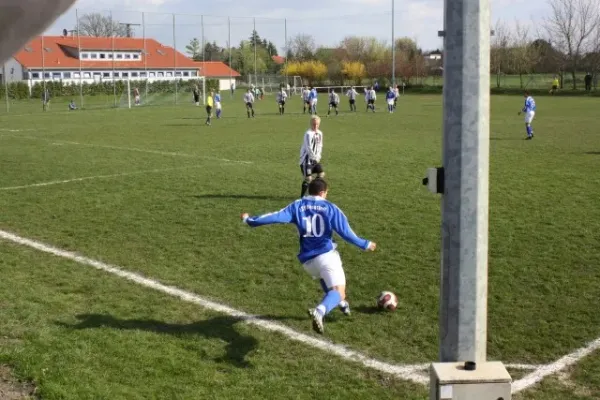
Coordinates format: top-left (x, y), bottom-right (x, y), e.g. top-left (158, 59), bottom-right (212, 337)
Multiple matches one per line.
top-left (14, 36), bottom-right (200, 70)
top-left (272, 55), bottom-right (285, 65)
top-left (193, 61), bottom-right (240, 78)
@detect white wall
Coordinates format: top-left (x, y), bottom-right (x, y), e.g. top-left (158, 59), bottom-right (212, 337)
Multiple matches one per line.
top-left (218, 78), bottom-right (237, 91)
top-left (2, 58), bottom-right (24, 83)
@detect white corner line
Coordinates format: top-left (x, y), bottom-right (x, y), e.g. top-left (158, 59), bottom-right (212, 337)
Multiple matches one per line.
top-left (0, 134), bottom-right (253, 165)
top-left (0, 229), bottom-right (426, 385)
top-left (0, 166), bottom-right (200, 191)
top-left (511, 337), bottom-right (600, 393)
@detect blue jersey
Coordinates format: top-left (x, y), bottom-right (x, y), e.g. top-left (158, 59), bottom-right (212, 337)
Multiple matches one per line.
top-left (523, 96), bottom-right (536, 112)
top-left (309, 89), bottom-right (317, 101)
top-left (386, 90), bottom-right (395, 100)
top-left (245, 196), bottom-right (371, 263)
top-left (214, 93), bottom-right (221, 103)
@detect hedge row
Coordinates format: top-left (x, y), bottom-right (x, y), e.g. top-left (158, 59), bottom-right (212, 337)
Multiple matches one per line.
top-left (0, 79), bottom-right (220, 100)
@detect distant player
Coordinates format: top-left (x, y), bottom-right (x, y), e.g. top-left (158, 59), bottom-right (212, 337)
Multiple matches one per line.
top-left (42, 88), bottom-right (50, 111)
top-left (386, 87), bottom-right (396, 113)
top-left (205, 91), bottom-right (214, 126)
top-left (518, 91), bottom-right (536, 140)
top-left (327, 89), bottom-right (339, 116)
top-left (346, 86), bottom-right (358, 112)
top-left (300, 115), bottom-right (325, 198)
top-left (550, 75), bottom-right (559, 95)
top-left (193, 85), bottom-right (200, 106)
top-left (244, 89), bottom-right (255, 118)
top-left (134, 87), bottom-right (141, 106)
top-left (309, 87), bottom-right (318, 115)
top-left (214, 92), bottom-right (222, 119)
top-left (302, 86), bottom-right (311, 114)
top-left (68, 100), bottom-right (77, 110)
top-left (394, 85), bottom-right (400, 110)
top-left (366, 86), bottom-right (376, 112)
top-left (241, 178), bottom-right (377, 334)
top-left (276, 88), bottom-right (288, 115)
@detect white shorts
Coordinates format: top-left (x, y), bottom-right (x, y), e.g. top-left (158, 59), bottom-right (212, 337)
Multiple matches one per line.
top-left (215, 102), bottom-right (222, 110)
top-left (525, 111), bottom-right (535, 124)
top-left (135, 95), bottom-right (140, 102)
top-left (303, 250), bottom-right (346, 288)
top-left (387, 99), bottom-right (394, 106)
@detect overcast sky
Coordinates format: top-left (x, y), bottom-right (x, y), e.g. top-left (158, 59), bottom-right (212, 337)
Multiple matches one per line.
top-left (46, 0), bottom-right (548, 54)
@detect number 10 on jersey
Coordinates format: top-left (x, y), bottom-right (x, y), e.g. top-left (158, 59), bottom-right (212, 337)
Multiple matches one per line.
top-left (302, 214), bottom-right (325, 238)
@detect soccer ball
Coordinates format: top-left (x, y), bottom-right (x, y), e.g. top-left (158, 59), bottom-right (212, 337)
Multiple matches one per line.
top-left (377, 291), bottom-right (398, 311)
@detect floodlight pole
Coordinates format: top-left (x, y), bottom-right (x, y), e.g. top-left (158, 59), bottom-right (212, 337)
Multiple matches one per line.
top-left (438, 0), bottom-right (491, 365)
top-left (391, 0), bottom-right (395, 87)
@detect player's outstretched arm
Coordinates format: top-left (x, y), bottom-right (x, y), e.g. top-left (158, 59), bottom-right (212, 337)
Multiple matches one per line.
top-left (331, 206), bottom-right (376, 251)
top-left (241, 204), bottom-right (295, 227)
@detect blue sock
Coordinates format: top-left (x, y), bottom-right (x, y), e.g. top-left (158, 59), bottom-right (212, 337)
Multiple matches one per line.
top-left (317, 290), bottom-right (342, 316)
top-left (216, 109), bottom-right (221, 118)
top-left (526, 125), bottom-right (532, 137)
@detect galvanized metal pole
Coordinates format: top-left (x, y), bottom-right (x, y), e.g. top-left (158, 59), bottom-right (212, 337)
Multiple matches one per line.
top-left (391, 0), bottom-right (395, 87)
top-left (173, 13), bottom-right (177, 105)
top-left (439, 0), bottom-right (491, 364)
top-left (76, 9), bottom-right (83, 109)
top-left (253, 18), bottom-right (257, 87)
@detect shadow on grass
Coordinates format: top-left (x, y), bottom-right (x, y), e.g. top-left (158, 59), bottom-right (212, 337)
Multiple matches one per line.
top-left (584, 151), bottom-right (600, 155)
top-left (353, 305), bottom-right (385, 315)
top-left (490, 137), bottom-right (525, 141)
top-left (58, 314), bottom-right (264, 368)
top-left (192, 194), bottom-right (294, 201)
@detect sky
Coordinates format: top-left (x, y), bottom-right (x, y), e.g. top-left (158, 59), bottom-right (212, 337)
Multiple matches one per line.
top-left (46, 0), bottom-right (548, 55)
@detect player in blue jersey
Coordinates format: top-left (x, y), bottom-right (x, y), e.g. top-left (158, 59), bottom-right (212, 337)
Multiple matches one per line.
top-left (214, 92), bottom-right (222, 119)
top-left (386, 86), bottom-right (396, 113)
top-left (518, 91), bottom-right (536, 140)
top-left (241, 178), bottom-right (377, 334)
top-left (308, 87), bottom-right (318, 115)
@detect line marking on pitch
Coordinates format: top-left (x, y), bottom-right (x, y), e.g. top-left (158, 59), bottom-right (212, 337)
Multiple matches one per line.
top-left (0, 166), bottom-right (201, 191)
top-left (511, 337), bottom-right (600, 393)
top-left (0, 134), bottom-right (253, 165)
top-left (0, 229), bottom-right (427, 385)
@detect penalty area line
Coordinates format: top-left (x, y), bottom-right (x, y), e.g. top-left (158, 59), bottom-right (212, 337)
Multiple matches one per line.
top-left (0, 229), bottom-right (427, 385)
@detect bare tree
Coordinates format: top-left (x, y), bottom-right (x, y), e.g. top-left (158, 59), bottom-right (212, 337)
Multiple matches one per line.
top-left (543, 0), bottom-right (600, 89)
top-left (509, 21), bottom-right (542, 88)
top-left (490, 21), bottom-right (510, 87)
top-left (76, 12), bottom-right (127, 37)
top-left (288, 34), bottom-right (316, 61)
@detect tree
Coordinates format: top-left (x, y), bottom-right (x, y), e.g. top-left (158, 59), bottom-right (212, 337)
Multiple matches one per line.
top-left (315, 47), bottom-right (345, 84)
top-left (543, 0), bottom-right (600, 89)
top-left (394, 37), bottom-right (422, 84)
top-left (289, 34), bottom-right (317, 61)
top-left (186, 38), bottom-right (202, 61)
top-left (76, 12), bottom-right (127, 37)
top-left (508, 22), bottom-right (542, 88)
top-left (490, 21), bottom-right (510, 87)
top-left (282, 61), bottom-right (327, 85)
top-left (342, 61), bottom-right (367, 84)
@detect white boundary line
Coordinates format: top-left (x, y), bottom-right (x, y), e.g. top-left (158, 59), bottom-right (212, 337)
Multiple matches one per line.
top-left (0, 229), bottom-right (427, 385)
top-left (1, 227), bottom-right (595, 393)
top-left (0, 134), bottom-right (253, 165)
top-left (0, 166), bottom-right (200, 191)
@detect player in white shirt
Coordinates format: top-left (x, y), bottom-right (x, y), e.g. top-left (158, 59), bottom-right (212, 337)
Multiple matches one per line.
top-left (302, 86), bottom-right (311, 114)
top-left (393, 85), bottom-right (400, 110)
top-left (346, 86), bottom-right (358, 112)
top-left (299, 115), bottom-right (325, 198)
top-left (244, 89), bottom-right (255, 118)
top-left (366, 86), bottom-right (376, 112)
top-left (327, 89), bottom-right (340, 116)
top-left (276, 88), bottom-right (288, 115)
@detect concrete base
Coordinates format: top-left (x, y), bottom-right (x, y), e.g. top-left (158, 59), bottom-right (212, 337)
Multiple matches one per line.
top-left (430, 361), bottom-right (511, 400)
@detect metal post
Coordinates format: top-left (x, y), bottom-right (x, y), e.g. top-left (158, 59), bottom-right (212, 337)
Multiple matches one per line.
top-left (143, 12), bottom-right (148, 101)
top-left (173, 13), bottom-right (177, 105)
top-left (76, 9), bottom-right (83, 109)
top-left (41, 34), bottom-right (46, 111)
top-left (228, 17), bottom-right (232, 98)
top-left (253, 17), bottom-right (257, 87)
top-left (391, 0), bottom-right (395, 87)
top-left (284, 18), bottom-right (288, 87)
top-left (201, 15), bottom-right (205, 105)
top-left (111, 10), bottom-right (116, 108)
top-left (439, 0), bottom-right (491, 364)
top-left (3, 63), bottom-right (9, 113)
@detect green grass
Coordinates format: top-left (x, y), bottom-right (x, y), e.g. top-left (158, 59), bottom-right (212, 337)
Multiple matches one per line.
top-left (0, 94), bottom-right (599, 399)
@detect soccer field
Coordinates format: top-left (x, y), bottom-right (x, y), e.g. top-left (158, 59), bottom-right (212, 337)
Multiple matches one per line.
top-left (0, 94), bottom-right (599, 399)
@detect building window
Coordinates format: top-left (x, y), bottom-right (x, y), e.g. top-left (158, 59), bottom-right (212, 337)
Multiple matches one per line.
top-left (52, 72), bottom-right (61, 79)
top-left (175, 71), bottom-right (182, 77)
top-left (157, 72), bottom-right (164, 77)
top-left (73, 72), bottom-right (80, 78)
top-left (166, 72), bottom-right (173, 77)
top-left (32, 72), bottom-right (40, 79)
top-left (116, 54), bottom-right (123, 59)
top-left (90, 53), bottom-right (98, 59)
top-left (140, 72), bottom-right (147, 78)
top-left (131, 72), bottom-right (139, 77)
top-left (81, 53), bottom-right (89, 59)
top-left (183, 71), bottom-right (190, 77)
top-left (133, 54), bottom-right (140, 60)
top-left (103, 72), bottom-right (110, 78)
top-left (108, 53), bottom-right (113, 59)
top-left (63, 72), bottom-right (71, 79)
top-left (100, 53), bottom-right (106, 59)
top-left (122, 72), bottom-right (129, 78)
top-left (149, 72), bottom-right (156, 77)
top-left (125, 54), bottom-right (131, 59)
top-left (83, 72), bottom-right (91, 78)
top-left (44, 72), bottom-right (50, 78)
top-left (112, 72), bottom-right (120, 78)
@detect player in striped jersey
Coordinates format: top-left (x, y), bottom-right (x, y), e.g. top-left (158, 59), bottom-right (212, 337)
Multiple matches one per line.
top-left (299, 115), bottom-right (325, 198)
top-left (386, 87), bottom-right (396, 113)
top-left (276, 88), bottom-right (288, 115)
top-left (518, 91), bottom-right (536, 140)
top-left (302, 86), bottom-right (311, 114)
top-left (366, 86), bottom-right (376, 112)
top-left (214, 92), bottom-right (222, 119)
top-left (394, 85), bottom-right (400, 110)
top-left (244, 89), bottom-right (255, 118)
top-left (327, 89), bottom-right (340, 116)
top-left (346, 86), bottom-right (358, 112)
